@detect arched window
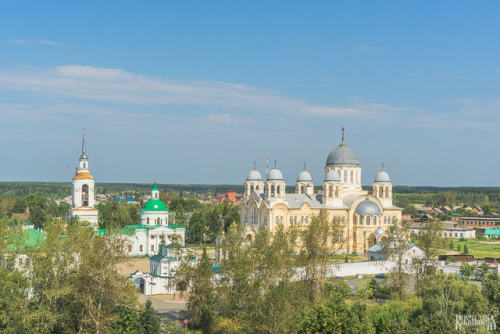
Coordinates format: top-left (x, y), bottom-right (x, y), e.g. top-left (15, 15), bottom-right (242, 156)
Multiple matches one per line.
top-left (392, 216), bottom-right (397, 224)
top-left (384, 216), bottom-right (387, 224)
top-left (335, 186), bottom-right (339, 197)
top-left (343, 170), bottom-right (347, 183)
top-left (385, 187), bottom-right (390, 198)
top-left (147, 217), bottom-right (150, 224)
top-left (359, 216), bottom-right (364, 225)
top-left (270, 184), bottom-right (274, 197)
top-left (341, 216), bottom-right (345, 225)
top-left (379, 187), bottom-right (383, 198)
top-left (350, 170), bottom-right (354, 183)
top-left (366, 216), bottom-right (371, 225)
top-left (373, 216), bottom-right (377, 225)
top-left (353, 232), bottom-right (357, 243)
top-left (81, 184), bottom-right (89, 207)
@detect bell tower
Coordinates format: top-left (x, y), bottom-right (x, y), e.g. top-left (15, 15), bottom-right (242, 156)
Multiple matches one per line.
top-left (69, 129), bottom-right (99, 227)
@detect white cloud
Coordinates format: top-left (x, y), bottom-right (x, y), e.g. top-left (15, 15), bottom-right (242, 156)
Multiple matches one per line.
top-left (0, 65), bottom-right (374, 118)
top-left (37, 40), bottom-right (63, 46)
top-left (8, 39), bottom-right (63, 46)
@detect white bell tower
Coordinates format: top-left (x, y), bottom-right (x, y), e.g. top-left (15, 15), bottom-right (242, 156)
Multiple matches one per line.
top-left (69, 129), bottom-right (99, 228)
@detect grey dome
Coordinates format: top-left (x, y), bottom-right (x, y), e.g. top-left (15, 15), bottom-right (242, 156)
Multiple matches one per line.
top-left (326, 144), bottom-right (360, 167)
top-left (297, 165), bottom-right (312, 182)
top-left (247, 169), bottom-right (262, 181)
top-left (374, 165), bottom-right (391, 183)
top-left (355, 199), bottom-right (382, 215)
top-left (324, 170), bottom-right (340, 183)
top-left (268, 168), bottom-right (284, 181)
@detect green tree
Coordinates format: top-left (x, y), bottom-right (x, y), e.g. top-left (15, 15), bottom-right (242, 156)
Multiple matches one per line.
top-left (188, 248), bottom-right (216, 334)
top-left (140, 300), bottom-right (161, 333)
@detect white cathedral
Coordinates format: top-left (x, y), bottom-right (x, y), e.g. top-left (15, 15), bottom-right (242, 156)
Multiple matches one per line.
top-left (240, 129), bottom-right (402, 254)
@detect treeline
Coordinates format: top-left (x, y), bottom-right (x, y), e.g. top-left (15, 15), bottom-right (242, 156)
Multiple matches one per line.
top-left (176, 214), bottom-right (500, 333)
top-left (0, 220), bottom-right (176, 333)
top-left (0, 194), bottom-right (70, 229)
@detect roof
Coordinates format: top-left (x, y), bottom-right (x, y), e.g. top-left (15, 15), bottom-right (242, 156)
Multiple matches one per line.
top-left (72, 172), bottom-right (94, 180)
top-left (167, 224), bottom-right (186, 229)
top-left (355, 199), bottom-right (382, 215)
top-left (374, 168), bottom-right (391, 183)
top-left (410, 221), bottom-right (474, 231)
top-left (142, 198), bottom-right (168, 211)
top-left (326, 144), bottom-right (360, 167)
top-left (21, 228), bottom-right (45, 248)
top-left (284, 194), bottom-right (324, 209)
top-left (484, 229), bottom-right (500, 235)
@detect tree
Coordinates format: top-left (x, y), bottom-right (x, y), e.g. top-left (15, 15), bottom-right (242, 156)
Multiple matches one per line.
top-left (381, 224), bottom-right (412, 298)
top-left (459, 263), bottom-right (475, 279)
top-left (463, 244), bottom-right (469, 255)
top-left (413, 221), bottom-right (443, 283)
top-left (140, 300), bottom-right (161, 333)
top-left (188, 248), bottom-right (216, 334)
top-left (301, 210), bottom-right (344, 301)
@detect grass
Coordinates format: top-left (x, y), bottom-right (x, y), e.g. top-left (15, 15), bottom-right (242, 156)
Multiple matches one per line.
top-left (446, 240), bottom-right (500, 258)
top-left (331, 253), bottom-right (366, 262)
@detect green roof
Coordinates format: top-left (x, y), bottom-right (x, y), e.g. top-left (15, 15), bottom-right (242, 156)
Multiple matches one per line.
top-left (22, 228), bottom-right (45, 248)
top-left (484, 229), bottom-right (500, 235)
top-left (142, 198), bottom-right (168, 211)
top-left (167, 224), bottom-right (185, 229)
top-left (152, 183), bottom-right (159, 191)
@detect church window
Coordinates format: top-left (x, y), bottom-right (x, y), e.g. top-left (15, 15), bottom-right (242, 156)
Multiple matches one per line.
top-left (374, 216), bottom-right (377, 225)
top-left (335, 186), bottom-right (339, 197)
top-left (366, 216), bottom-right (371, 225)
top-left (353, 232), bottom-right (357, 243)
top-left (139, 245), bottom-right (143, 252)
top-left (83, 162), bottom-right (86, 168)
top-left (275, 216), bottom-right (279, 225)
top-left (82, 184), bottom-right (89, 207)
top-left (157, 217), bottom-right (160, 224)
top-left (301, 216), bottom-right (304, 225)
top-left (341, 216), bottom-right (345, 225)
top-left (128, 245), bottom-right (132, 253)
top-left (147, 217), bottom-right (150, 224)
top-left (294, 216), bottom-right (297, 224)
top-left (340, 231), bottom-right (344, 242)
top-left (350, 170), bottom-right (353, 183)
top-left (392, 216), bottom-right (397, 224)
top-left (305, 216), bottom-right (309, 224)
top-left (343, 170), bottom-right (347, 182)
top-left (359, 216), bottom-right (364, 225)
top-left (151, 245), bottom-right (155, 252)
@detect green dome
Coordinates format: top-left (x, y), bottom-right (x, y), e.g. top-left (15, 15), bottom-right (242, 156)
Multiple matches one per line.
top-left (142, 198), bottom-right (168, 211)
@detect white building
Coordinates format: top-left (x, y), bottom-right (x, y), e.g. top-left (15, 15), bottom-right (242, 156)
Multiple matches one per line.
top-left (69, 130), bottom-right (99, 227)
top-left (410, 221), bottom-right (476, 239)
top-left (121, 224), bottom-right (186, 257)
top-left (129, 244), bottom-right (197, 295)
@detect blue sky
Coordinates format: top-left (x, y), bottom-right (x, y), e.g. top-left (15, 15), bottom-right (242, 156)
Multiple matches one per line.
top-left (0, 1), bottom-right (499, 186)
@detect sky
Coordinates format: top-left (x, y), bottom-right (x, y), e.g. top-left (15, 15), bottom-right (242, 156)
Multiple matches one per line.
top-left (0, 1), bottom-right (499, 186)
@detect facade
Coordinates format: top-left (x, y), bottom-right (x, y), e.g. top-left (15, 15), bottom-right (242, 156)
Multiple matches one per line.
top-left (409, 221), bottom-right (476, 239)
top-left (456, 216), bottom-right (500, 229)
top-left (69, 130), bottom-right (99, 227)
top-left (240, 130), bottom-right (402, 254)
top-left (121, 224), bottom-right (186, 256)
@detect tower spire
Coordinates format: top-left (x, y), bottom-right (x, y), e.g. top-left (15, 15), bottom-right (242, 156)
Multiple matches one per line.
top-left (154, 174), bottom-right (157, 184)
top-left (274, 160), bottom-right (278, 168)
top-left (80, 128), bottom-right (88, 159)
top-left (381, 162), bottom-right (384, 170)
top-left (304, 162), bottom-right (307, 170)
top-left (341, 127), bottom-right (345, 145)
top-left (253, 160), bottom-right (256, 170)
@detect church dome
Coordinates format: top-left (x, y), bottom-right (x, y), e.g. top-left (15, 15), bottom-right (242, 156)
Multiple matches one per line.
top-left (297, 170), bottom-right (312, 182)
top-left (247, 169), bottom-right (262, 181)
top-left (324, 170), bottom-right (340, 183)
top-left (142, 199), bottom-right (168, 211)
top-left (297, 164), bottom-right (312, 182)
top-left (326, 144), bottom-right (360, 167)
top-left (374, 165), bottom-right (391, 183)
top-left (268, 168), bottom-right (284, 181)
top-left (268, 161), bottom-right (284, 181)
top-left (355, 199), bottom-right (381, 215)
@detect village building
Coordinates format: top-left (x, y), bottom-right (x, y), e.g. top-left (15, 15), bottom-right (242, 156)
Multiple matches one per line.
top-left (409, 221), bottom-right (476, 239)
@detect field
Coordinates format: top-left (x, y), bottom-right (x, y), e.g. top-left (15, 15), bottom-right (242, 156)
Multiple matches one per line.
top-left (447, 240), bottom-right (500, 258)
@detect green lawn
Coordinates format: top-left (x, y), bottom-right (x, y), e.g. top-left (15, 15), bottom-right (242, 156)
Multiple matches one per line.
top-left (447, 240), bottom-right (500, 258)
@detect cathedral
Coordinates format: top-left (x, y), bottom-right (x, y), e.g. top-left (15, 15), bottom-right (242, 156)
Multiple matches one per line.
top-left (240, 129), bottom-right (402, 254)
